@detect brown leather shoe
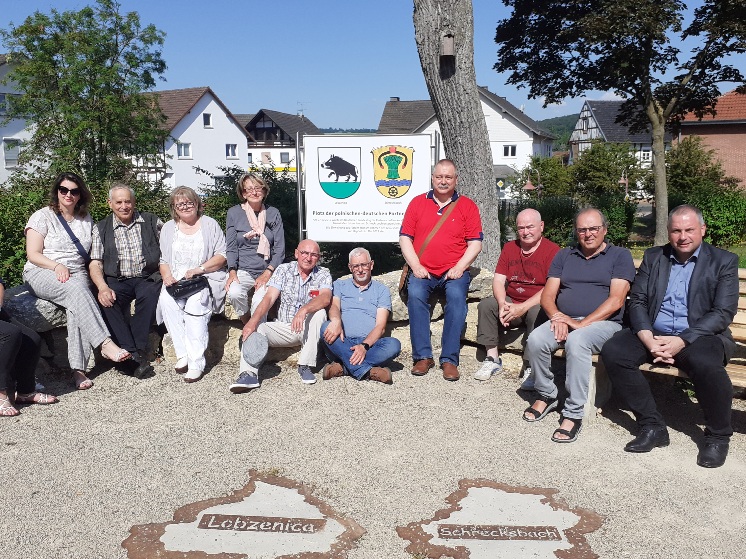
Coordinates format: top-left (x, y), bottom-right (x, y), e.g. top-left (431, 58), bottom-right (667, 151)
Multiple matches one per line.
top-left (411, 358), bottom-right (435, 376)
top-left (369, 367), bottom-right (392, 384)
top-left (442, 362), bottom-right (460, 381)
top-left (322, 362), bottom-right (344, 380)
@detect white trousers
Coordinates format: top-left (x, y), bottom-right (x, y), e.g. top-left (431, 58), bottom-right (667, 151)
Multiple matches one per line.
top-left (226, 269), bottom-right (267, 318)
top-left (159, 287), bottom-right (211, 374)
top-left (241, 309), bottom-right (326, 372)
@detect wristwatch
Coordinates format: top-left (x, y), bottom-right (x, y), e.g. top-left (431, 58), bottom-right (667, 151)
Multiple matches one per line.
top-left (199, 265), bottom-right (206, 273)
top-left (361, 342), bottom-right (370, 351)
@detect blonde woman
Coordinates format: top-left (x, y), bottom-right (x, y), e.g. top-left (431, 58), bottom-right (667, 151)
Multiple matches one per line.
top-left (159, 186), bottom-right (227, 383)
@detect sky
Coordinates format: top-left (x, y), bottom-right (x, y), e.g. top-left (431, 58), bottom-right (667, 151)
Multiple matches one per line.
top-left (1, 1), bottom-right (744, 129)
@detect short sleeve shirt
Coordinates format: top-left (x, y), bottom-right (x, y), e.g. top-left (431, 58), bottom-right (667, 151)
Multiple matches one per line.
top-left (549, 242), bottom-right (636, 323)
top-left (268, 262), bottom-right (333, 323)
top-left (23, 207), bottom-right (93, 273)
top-left (333, 278), bottom-right (392, 339)
top-left (399, 191), bottom-right (483, 276)
top-left (495, 238), bottom-right (560, 304)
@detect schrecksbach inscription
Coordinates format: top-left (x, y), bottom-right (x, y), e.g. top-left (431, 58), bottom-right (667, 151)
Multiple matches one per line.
top-left (438, 524), bottom-right (562, 541)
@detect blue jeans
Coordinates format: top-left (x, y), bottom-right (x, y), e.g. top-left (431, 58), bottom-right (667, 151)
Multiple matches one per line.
top-left (407, 271), bottom-right (470, 366)
top-left (320, 321), bottom-right (401, 379)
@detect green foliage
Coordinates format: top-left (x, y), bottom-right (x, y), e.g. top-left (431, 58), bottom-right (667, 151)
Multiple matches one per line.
top-left (517, 155), bottom-right (573, 197)
top-left (665, 136), bottom-right (746, 247)
top-left (511, 196), bottom-right (580, 247)
top-left (591, 191), bottom-right (636, 246)
top-left (0, 0), bottom-right (168, 187)
top-left (537, 114), bottom-right (577, 150)
top-left (570, 141), bottom-right (643, 202)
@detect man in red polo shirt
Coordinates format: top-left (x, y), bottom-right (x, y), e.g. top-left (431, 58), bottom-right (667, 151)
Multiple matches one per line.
top-left (399, 159), bottom-right (483, 381)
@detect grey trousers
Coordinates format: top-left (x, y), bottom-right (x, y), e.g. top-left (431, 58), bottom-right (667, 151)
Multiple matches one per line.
top-left (526, 318), bottom-right (622, 419)
top-left (24, 267), bottom-right (110, 371)
top-left (476, 295), bottom-right (545, 348)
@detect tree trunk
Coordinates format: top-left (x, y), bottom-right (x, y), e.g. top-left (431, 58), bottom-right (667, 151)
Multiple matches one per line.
top-left (413, 0), bottom-right (498, 270)
top-left (646, 101), bottom-right (669, 246)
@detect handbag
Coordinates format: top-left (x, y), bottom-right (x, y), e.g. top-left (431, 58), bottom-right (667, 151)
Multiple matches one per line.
top-left (166, 275), bottom-right (209, 299)
top-left (399, 198), bottom-right (460, 302)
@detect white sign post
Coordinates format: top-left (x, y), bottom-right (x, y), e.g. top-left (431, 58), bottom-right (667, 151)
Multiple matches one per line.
top-left (303, 134), bottom-right (433, 243)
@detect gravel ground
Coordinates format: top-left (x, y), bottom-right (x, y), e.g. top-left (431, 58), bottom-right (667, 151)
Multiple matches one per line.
top-left (2, 341), bottom-right (745, 559)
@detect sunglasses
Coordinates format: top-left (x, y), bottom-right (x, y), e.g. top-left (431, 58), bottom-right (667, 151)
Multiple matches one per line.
top-left (58, 186), bottom-right (81, 197)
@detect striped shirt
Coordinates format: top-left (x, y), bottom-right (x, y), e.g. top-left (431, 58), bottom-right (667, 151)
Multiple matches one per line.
top-left (268, 262), bottom-right (333, 323)
top-left (90, 212), bottom-right (161, 278)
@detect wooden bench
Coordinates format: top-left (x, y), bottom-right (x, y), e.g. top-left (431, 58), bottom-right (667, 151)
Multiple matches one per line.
top-left (634, 267), bottom-right (746, 389)
top-left (505, 266), bottom-right (746, 423)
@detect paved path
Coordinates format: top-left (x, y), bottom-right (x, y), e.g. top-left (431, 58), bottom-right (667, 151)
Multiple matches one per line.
top-left (2, 345), bottom-right (745, 558)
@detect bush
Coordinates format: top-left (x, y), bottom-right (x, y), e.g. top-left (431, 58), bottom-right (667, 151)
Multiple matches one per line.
top-left (687, 185), bottom-right (746, 247)
top-left (512, 196), bottom-right (579, 247)
top-left (591, 192), bottom-right (636, 246)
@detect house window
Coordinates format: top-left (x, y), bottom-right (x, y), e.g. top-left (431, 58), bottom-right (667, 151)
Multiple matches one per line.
top-left (280, 152), bottom-right (290, 164)
top-left (0, 94), bottom-right (6, 115)
top-left (582, 117), bottom-right (589, 132)
top-left (226, 144), bottom-right (237, 158)
top-left (177, 143), bottom-right (191, 158)
top-left (3, 138), bottom-right (20, 167)
top-left (203, 113), bottom-right (212, 128)
top-left (503, 145), bottom-right (517, 157)
top-left (247, 152), bottom-right (253, 163)
top-left (641, 148), bottom-right (651, 161)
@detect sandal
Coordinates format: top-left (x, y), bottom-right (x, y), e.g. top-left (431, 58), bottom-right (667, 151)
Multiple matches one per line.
top-left (523, 394), bottom-right (558, 422)
top-left (101, 338), bottom-right (131, 363)
top-left (552, 415), bottom-right (583, 443)
top-left (15, 392), bottom-right (59, 405)
top-left (1, 396), bottom-right (20, 417)
top-left (73, 371), bottom-right (94, 390)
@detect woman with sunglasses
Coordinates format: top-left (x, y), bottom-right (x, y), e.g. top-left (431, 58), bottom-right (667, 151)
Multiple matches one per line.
top-left (23, 172), bottom-right (131, 390)
top-left (159, 186), bottom-right (227, 383)
top-left (225, 173), bottom-right (285, 325)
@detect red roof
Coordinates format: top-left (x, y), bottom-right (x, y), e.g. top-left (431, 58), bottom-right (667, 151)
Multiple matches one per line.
top-left (682, 89), bottom-right (746, 122)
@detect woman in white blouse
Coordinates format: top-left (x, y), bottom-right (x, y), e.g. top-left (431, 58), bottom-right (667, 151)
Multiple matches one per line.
top-left (159, 186), bottom-right (227, 383)
top-left (23, 173), bottom-right (131, 390)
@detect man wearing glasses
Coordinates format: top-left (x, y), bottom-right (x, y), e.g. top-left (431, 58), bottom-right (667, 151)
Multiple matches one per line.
top-left (474, 208), bottom-right (560, 386)
top-left (319, 247), bottom-right (401, 383)
top-left (89, 184), bottom-right (162, 379)
top-left (230, 239), bottom-right (332, 390)
top-left (522, 207), bottom-right (635, 444)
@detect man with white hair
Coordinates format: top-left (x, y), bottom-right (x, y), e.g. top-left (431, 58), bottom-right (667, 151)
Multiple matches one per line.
top-left (474, 208), bottom-right (559, 385)
top-left (320, 247), bottom-right (401, 384)
top-left (89, 183), bottom-right (162, 379)
top-left (230, 239), bottom-right (332, 391)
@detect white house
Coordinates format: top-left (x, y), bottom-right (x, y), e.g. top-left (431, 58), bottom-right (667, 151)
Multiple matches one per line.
top-left (238, 109), bottom-right (322, 173)
top-left (150, 87), bottom-right (249, 190)
top-left (568, 100), bottom-right (672, 167)
top-left (0, 54), bottom-right (32, 186)
top-left (377, 85), bottom-right (555, 186)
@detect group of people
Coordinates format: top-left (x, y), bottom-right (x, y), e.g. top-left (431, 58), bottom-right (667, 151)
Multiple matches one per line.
top-left (0, 162), bottom-right (739, 469)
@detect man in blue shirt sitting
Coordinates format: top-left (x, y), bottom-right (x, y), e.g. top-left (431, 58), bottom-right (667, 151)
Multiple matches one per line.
top-left (320, 247), bottom-right (401, 383)
top-left (602, 205), bottom-right (739, 468)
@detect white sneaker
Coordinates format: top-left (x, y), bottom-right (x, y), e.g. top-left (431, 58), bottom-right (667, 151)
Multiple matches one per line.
top-left (474, 357), bottom-right (502, 381)
top-left (520, 367), bottom-right (535, 390)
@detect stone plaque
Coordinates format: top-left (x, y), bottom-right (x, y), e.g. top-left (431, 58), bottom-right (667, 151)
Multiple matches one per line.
top-left (123, 469), bottom-right (365, 559)
top-left (397, 479), bottom-right (604, 559)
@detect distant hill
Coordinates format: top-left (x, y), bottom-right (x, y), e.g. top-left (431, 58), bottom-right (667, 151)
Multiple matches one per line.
top-left (319, 128), bottom-right (377, 134)
top-left (538, 114), bottom-right (577, 151)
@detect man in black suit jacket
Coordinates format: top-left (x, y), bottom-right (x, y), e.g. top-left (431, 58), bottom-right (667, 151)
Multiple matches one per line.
top-left (601, 205), bottom-right (739, 468)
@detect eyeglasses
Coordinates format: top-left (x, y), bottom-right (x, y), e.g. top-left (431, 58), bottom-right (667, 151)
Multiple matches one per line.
top-left (350, 262), bottom-right (373, 271)
top-left (243, 187), bottom-right (265, 194)
top-left (576, 226), bottom-right (603, 235)
top-left (58, 186), bottom-right (81, 197)
top-left (174, 200), bottom-right (195, 210)
top-left (299, 250), bottom-right (320, 259)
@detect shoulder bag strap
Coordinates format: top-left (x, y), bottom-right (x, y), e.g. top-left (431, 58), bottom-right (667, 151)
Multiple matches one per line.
top-left (56, 213), bottom-right (92, 264)
top-left (417, 197), bottom-right (459, 258)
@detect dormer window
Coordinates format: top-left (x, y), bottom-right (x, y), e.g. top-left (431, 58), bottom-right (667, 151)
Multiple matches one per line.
top-left (203, 113), bottom-right (212, 128)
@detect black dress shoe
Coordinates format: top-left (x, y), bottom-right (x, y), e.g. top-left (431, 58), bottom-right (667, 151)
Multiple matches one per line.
top-left (133, 360), bottom-right (155, 379)
top-left (697, 441), bottom-right (729, 468)
top-left (624, 426), bottom-right (670, 453)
